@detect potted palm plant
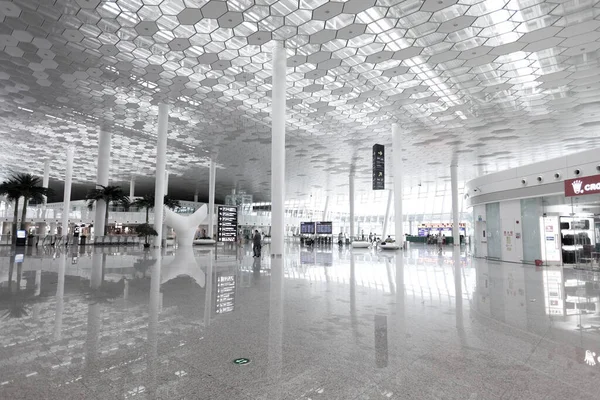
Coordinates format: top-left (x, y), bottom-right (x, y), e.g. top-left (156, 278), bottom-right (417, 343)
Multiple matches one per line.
top-left (85, 185), bottom-right (129, 236)
top-left (136, 223), bottom-right (158, 248)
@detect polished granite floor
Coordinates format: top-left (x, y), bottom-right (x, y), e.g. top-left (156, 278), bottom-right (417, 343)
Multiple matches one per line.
top-left (0, 241), bottom-right (599, 399)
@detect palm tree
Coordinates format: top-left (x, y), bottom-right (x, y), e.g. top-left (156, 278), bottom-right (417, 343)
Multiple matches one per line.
top-left (0, 178), bottom-right (21, 244)
top-left (12, 173), bottom-right (53, 230)
top-left (0, 173), bottom-right (52, 244)
top-left (131, 194), bottom-right (181, 223)
top-left (86, 185), bottom-right (129, 235)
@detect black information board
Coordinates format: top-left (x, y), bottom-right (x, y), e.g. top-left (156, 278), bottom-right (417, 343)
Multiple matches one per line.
top-left (373, 144), bottom-right (385, 190)
top-left (217, 206), bottom-right (238, 242)
top-left (301, 222), bottom-right (315, 234)
top-left (316, 221), bottom-right (332, 234)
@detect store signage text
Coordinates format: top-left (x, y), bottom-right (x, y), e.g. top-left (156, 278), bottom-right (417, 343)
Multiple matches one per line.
top-left (564, 174), bottom-right (600, 197)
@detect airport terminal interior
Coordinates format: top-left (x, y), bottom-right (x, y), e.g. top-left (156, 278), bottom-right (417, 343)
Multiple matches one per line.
top-left (2, 0), bottom-right (600, 399)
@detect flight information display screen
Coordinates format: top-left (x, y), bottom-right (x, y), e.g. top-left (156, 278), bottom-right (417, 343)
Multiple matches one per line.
top-left (300, 222), bottom-right (315, 234)
top-left (316, 221), bottom-right (332, 234)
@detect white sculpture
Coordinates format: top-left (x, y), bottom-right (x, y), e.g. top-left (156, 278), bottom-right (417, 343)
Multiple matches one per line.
top-left (163, 204), bottom-right (208, 247)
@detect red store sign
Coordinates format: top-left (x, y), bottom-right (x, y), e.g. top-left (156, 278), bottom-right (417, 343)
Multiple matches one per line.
top-left (564, 174), bottom-right (600, 197)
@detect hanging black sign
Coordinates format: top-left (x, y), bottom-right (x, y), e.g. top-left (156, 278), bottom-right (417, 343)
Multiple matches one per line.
top-left (217, 206), bottom-right (238, 242)
top-left (373, 144), bottom-right (385, 190)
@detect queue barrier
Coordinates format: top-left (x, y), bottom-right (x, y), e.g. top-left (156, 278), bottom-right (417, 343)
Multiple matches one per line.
top-left (93, 235), bottom-right (141, 246)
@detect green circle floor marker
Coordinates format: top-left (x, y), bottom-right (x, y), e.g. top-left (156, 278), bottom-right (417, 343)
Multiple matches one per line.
top-left (233, 358), bottom-right (251, 365)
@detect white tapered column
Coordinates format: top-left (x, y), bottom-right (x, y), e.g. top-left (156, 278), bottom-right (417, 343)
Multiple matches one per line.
top-left (349, 172), bottom-right (355, 240)
top-left (61, 147), bottom-right (74, 239)
top-left (271, 41), bottom-right (286, 259)
top-left (42, 160), bottom-right (50, 217)
top-left (208, 157), bottom-right (216, 239)
top-left (164, 171), bottom-right (169, 195)
top-left (451, 162), bottom-right (460, 246)
top-left (154, 104), bottom-right (169, 247)
top-left (322, 196), bottom-right (329, 221)
top-left (392, 124), bottom-right (404, 245)
top-left (94, 130), bottom-right (111, 236)
top-left (193, 193), bottom-right (198, 203)
top-left (129, 177), bottom-right (135, 198)
top-left (162, 170), bottom-right (169, 243)
top-left (382, 189), bottom-right (393, 239)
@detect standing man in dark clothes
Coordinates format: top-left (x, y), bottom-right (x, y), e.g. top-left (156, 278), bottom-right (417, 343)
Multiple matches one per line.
top-left (253, 229), bottom-right (262, 257)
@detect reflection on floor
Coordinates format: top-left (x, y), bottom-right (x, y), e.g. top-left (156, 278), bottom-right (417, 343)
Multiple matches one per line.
top-left (0, 242), bottom-right (599, 399)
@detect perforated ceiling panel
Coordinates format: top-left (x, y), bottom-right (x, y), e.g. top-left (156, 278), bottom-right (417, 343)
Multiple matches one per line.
top-left (1, 0), bottom-right (600, 201)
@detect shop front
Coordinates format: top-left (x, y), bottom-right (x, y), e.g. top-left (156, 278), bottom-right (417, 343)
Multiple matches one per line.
top-left (467, 149), bottom-right (600, 269)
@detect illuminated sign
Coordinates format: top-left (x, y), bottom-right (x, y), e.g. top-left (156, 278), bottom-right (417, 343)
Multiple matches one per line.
top-left (217, 206), bottom-right (238, 242)
top-left (565, 174), bottom-right (600, 197)
top-left (372, 144), bottom-right (384, 190)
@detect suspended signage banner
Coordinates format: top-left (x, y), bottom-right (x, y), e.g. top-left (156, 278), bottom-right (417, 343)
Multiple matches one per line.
top-left (372, 144), bottom-right (385, 190)
top-left (565, 174), bottom-right (600, 197)
top-left (217, 206), bottom-right (238, 242)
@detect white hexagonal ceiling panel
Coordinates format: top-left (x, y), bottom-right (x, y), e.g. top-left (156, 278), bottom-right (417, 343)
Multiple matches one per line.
top-left (1, 0), bottom-right (600, 202)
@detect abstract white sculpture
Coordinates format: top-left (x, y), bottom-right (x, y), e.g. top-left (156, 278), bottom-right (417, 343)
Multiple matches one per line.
top-left (164, 204), bottom-right (208, 247)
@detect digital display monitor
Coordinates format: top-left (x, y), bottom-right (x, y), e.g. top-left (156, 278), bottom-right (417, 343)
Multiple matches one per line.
top-left (300, 222), bottom-right (315, 234)
top-left (16, 230), bottom-right (26, 239)
top-left (316, 221), bottom-right (333, 234)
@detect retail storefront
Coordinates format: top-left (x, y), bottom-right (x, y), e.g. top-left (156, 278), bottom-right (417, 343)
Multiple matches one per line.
top-left (466, 148), bottom-right (600, 269)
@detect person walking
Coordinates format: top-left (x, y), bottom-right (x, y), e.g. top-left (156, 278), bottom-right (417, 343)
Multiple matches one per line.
top-left (253, 229), bottom-right (262, 258)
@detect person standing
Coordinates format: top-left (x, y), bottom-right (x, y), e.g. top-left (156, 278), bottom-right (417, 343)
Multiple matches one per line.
top-left (253, 229), bottom-right (262, 258)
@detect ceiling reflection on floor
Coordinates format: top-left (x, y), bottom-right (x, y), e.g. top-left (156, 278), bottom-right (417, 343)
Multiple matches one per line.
top-left (0, 243), bottom-right (599, 399)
